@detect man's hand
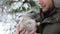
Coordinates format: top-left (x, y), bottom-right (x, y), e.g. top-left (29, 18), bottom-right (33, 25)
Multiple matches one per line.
top-left (13, 24), bottom-right (37, 34)
top-left (29, 28), bottom-right (37, 34)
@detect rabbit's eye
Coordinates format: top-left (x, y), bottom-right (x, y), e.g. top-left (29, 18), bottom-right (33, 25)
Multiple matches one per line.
top-left (30, 11), bottom-right (34, 13)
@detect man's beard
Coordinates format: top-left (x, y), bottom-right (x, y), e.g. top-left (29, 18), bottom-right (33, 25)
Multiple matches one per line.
top-left (42, 6), bottom-right (55, 18)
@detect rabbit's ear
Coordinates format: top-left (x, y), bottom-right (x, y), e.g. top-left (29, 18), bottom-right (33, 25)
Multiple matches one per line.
top-left (36, 22), bottom-right (40, 26)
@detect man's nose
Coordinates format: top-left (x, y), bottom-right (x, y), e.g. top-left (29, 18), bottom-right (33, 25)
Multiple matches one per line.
top-left (38, 0), bottom-right (43, 5)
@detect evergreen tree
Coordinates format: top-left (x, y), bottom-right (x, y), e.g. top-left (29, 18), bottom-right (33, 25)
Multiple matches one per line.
top-left (1, 0), bottom-right (39, 14)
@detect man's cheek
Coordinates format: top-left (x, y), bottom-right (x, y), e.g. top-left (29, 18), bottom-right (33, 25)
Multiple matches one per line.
top-left (44, 0), bottom-right (49, 3)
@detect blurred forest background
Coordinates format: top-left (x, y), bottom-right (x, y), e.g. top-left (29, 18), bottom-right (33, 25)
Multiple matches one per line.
top-left (0, 0), bottom-right (39, 34)
top-left (0, 0), bottom-right (60, 34)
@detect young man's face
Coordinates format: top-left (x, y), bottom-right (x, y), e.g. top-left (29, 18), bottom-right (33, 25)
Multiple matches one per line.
top-left (38, 0), bottom-right (53, 12)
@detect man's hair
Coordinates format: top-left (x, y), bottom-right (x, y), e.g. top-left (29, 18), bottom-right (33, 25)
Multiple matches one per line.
top-left (52, 0), bottom-right (55, 7)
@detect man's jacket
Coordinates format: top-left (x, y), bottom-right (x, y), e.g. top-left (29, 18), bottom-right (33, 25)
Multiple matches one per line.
top-left (36, 7), bottom-right (60, 34)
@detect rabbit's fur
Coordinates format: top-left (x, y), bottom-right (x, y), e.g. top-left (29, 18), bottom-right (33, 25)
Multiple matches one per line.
top-left (19, 16), bottom-right (37, 34)
top-left (19, 10), bottom-right (40, 34)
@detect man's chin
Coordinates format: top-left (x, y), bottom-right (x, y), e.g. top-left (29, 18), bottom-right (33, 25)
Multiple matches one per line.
top-left (42, 9), bottom-right (47, 13)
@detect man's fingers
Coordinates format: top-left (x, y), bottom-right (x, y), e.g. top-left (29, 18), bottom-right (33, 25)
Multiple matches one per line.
top-left (14, 24), bottom-right (20, 34)
top-left (20, 29), bottom-right (26, 34)
top-left (29, 28), bottom-right (37, 34)
top-left (14, 24), bottom-right (36, 34)
top-left (15, 24), bottom-right (26, 34)
top-left (16, 24), bottom-right (20, 32)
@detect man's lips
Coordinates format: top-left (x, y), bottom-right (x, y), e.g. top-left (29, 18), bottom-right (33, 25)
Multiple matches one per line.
top-left (41, 5), bottom-right (46, 8)
top-left (39, 3), bottom-right (46, 9)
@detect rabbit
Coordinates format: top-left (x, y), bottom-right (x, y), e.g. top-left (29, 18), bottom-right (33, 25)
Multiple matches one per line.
top-left (19, 16), bottom-right (37, 34)
top-left (18, 10), bottom-right (40, 34)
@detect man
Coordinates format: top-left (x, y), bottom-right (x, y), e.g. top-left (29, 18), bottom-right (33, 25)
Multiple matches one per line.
top-left (14, 0), bottom-right (60, 34)
top-left (37, 0), bottom-right (60, 34)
